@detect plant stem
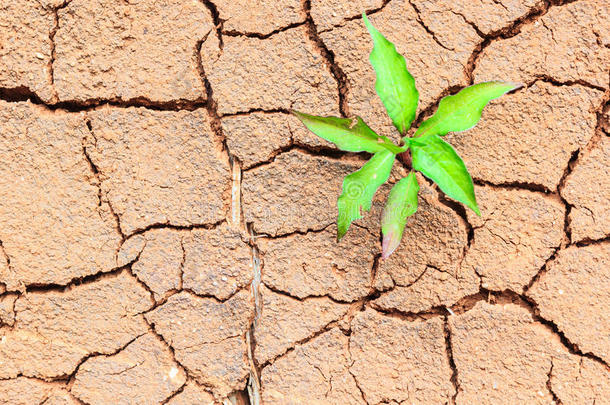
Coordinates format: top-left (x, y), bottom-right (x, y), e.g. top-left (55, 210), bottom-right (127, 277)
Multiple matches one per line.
top-left (397, 149), bottom-right (412, 169)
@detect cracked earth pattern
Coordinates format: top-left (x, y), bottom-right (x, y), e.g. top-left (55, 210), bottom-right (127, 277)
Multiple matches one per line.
top-left (0, 0), bottom-right (608, 404)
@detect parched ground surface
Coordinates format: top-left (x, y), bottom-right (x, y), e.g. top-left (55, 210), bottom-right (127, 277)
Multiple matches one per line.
top-left (0, 0), bottom-right (608, 404)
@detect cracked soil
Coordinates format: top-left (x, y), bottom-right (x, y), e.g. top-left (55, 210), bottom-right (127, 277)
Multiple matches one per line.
top-left (0, 0), bottom-right (609, 404)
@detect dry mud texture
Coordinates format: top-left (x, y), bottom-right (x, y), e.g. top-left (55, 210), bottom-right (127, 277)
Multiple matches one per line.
top-left (0, 0), bottom-right (608, 403)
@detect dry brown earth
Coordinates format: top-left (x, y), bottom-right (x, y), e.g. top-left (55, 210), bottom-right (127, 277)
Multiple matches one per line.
top-left (0, 0), bottom-right (608, 403)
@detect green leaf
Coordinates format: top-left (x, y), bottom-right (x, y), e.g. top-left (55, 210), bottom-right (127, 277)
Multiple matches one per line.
top-left (291, 111), bottom-right (406, 154)
top-left (337, 151), bottom-right (395, 240)
top-left (381, 172), bottom-right (419, 259)
top-left (410, 135), bottom-right (480, 215)
top-left (415, 81), bottom-right (520, 137)
top-left (363, 13), bottom-right (418, 135)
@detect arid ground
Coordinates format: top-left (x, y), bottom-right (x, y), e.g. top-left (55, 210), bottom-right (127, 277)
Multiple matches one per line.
top-left (0, 0), bottom-right (609, 404)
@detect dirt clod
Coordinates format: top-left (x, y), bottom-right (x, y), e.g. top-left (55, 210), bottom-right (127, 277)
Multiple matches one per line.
top-left (447, 82), bottom-right (604, 190)
top-left (261, 328), bottom-right (363, 404)
top-left (0, 272), bottom-right (152, 379)
top-left (129, 229), bottom-right (183, 302)
top-left (350, 308), bottom-right (455, 404)
top-left (54, 0), bottom-right (212, 103)
top-left (550, 355), bottom-right (610, 404)
top-left (412, 0), bottom-right (545, 37)
top-left (86, 107), bottom-right (230, 235)
top-left (527, 243), bottom-right (610, 364)
top-left (182, 223), bottom-right (252, 300)
top-left (0, 101), bottom-right (121, 290)
top-left (561, 136), bottom-right (610, 243)
top-left (475, 0), bottom-right (610, 89)
top-left (0, 378), bottom-right (76, 405)
top-left (145, 290), bottom-right (253, 398)
top-left (72, 333), bottom-right (187, 405)
top-left (0, 294), bottom-right (17, 327)
top-left (216, 0), bottom-right (305, 36)
top-left (0, 2), bottom-right (55, 102)
top-left (254, 285), bottom-right (350, 364)
top-left (463, 185), bottom-right (564, 292)
top-left (222, 112), bottom-right (293, 169)
top-left (222, 112), bottom-right (332, 169)
top-left (242, 150), bottom-right (359, 236)
top-left (259, 225), bottom-right (378, 302)
top-left (450, 302), bottom-right (575, 404)
top-left (310, 0), bottom-right (385, 31)
top-left (201, 25), bottom-right (339, 116)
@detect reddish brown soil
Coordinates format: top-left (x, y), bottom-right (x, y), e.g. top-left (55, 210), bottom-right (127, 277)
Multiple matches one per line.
top-left (0, 0), bottom-right (608, 404)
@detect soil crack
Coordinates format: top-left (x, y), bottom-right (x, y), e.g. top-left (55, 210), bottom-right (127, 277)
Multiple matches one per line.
top-left (316, 0), bottom-right (393, 34)
top-left (444, 317), bottom-right (460, 404)
top-left (546, 361), bottom-right (563, 404)
top-left (245, 223), bottom-right (263, 405)
top-left (47, 0), bottom-right (72, 103)
top-left (223, 21), bottom-right (308, 39)
top-left (464, 0), bottom-right (580, 84)
top-left (259, 319), bottom-right (341, 371)
top-left (198, 0), bottom-right (224, 49)
top-left (303, 0), bottom-right (350, 117)
top-left (409, 0), bottom-right (459, 51)
top-left (0, 86), bottom-right (209, 112)
top-left (82, 119), bottom-right (125, 254)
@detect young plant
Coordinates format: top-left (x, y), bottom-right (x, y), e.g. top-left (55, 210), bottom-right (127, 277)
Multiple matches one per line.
top-left (293, 13), bottom-right (519, 259)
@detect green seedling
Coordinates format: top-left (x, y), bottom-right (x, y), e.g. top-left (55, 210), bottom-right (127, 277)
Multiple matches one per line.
top-left (293, 13), bottom-right (520, 259)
